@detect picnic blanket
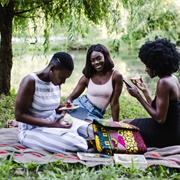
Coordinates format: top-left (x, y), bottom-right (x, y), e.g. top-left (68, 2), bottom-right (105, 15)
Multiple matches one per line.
top-left (0, 127), bottom-right (180, 168)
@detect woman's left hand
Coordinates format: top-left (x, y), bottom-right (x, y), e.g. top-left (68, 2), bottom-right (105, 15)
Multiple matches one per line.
top-left (55, 104), bottom-right (64, 114)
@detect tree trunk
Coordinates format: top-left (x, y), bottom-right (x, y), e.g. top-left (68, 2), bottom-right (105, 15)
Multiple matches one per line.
top-left (0, 2), bottom-right (14, 95)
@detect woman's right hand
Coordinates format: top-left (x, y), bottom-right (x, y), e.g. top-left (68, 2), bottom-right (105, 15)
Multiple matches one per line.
top-left (127, 86), bottom-right (140, 98)
top-left (51, 114), bottom-right (72, 128)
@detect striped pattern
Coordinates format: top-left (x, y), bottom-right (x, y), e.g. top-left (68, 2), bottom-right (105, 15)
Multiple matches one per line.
top-left (29, 73), bottom-right (60, 120)
top-left (18, 73), bottom-right (90, 153)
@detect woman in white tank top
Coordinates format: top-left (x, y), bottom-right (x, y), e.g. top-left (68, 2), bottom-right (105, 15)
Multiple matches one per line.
top-left (66, 44), bottom-right (123, 122)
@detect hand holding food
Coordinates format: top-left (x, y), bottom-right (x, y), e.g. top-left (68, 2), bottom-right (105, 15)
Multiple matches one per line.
top-left (65, 100), bottom-right (73, 108)
top-left (56, 101), bottom-right (73, 113)
top-left (60, 113), bottom-right (73, 125)
top-left (59, 102), bottom-right (79, 111)
top-left (130, 74), bottom-right (141, 83)
top-left (130, 75), bottom-right (146, 91)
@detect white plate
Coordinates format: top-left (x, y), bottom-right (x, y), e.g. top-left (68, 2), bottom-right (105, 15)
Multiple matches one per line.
top-left (59, 105), bottom-right (80, 111)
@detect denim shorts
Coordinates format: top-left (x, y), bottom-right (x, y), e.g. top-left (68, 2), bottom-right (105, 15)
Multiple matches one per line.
top-left (72, 95), bottom-right (106, 121)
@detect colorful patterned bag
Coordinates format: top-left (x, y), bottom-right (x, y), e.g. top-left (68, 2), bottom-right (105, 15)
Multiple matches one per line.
top-left (87, 119), bottom-right (147, 155)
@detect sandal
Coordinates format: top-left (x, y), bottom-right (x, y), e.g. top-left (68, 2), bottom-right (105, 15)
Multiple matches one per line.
top-left (7, 119), bottom-right (19, 128)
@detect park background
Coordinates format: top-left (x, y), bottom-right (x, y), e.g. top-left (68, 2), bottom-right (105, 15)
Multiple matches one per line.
top-left (0, 0), bottom-right (180, 179)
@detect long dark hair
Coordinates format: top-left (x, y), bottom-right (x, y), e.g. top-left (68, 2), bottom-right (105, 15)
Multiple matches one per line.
top-left (82, 44), bottom-right (114, 78)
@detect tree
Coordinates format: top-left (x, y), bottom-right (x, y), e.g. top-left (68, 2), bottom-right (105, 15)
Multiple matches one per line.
top-left (117, 0), bottom-right (180, 48)
top-left (0, 0), bottom-right (113, 95)
top-left (1, 0), bottom-right (179, 95)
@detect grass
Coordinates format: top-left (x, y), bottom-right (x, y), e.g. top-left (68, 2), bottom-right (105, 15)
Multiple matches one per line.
top-left (0, 155), bottom-right (179, 180)
top-left (0, 92), bottom-right (180, 179)
top-left (0, 156), bottom-right (180, 179)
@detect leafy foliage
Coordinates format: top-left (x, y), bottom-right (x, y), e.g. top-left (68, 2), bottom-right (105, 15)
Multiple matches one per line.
top-left (0, 0), bottom-right (116, 95)
top-left (1, 0), bottom-right (180, 95)
top-left (11, 0), bottom-right (113, 46)
top-left (11, 0), bottom-right (180, 52)
top-left (104, 94), bottom-right (149, 120)
top-left (0, 90), bottom-right (16, 128)
top-left (112, 0), bottom-right (180, 48)
top-left (120, 95), bottom-right (149, 119)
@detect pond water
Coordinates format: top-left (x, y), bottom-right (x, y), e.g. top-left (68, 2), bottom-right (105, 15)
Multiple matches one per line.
top-left (11, 50), bottom-right (158, 97)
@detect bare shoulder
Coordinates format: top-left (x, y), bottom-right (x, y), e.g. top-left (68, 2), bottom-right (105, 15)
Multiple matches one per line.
top-left (112, 69), bottom-right (123, 80)
top-left (158, 75), bottom-right (178, 87)
top-left (78, 75), bottom-right (89, 86)
top-left (157, 76), bottom-right (180, 97)
top-left (18, 74), bottom-right (35, 94)
top-left (20, 74), bottom-right (35, 86)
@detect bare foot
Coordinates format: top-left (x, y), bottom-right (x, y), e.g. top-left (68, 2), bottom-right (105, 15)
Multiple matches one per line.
top-left (7, 120), bottom-right (19, 128)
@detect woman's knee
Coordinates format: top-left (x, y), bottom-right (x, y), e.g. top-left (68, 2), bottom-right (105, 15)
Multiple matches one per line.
top-left (77, 124), bottom-right (94, 139)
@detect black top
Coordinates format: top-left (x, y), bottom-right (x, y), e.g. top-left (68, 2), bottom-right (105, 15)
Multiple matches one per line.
top-left (130, 98), bottom-right (180, 148)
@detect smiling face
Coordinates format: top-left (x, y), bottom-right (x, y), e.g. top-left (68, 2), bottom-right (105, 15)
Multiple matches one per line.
top-left (49, 68), bottom-right (72, 86)
top-left (90, 51), bottom-right (105, 72)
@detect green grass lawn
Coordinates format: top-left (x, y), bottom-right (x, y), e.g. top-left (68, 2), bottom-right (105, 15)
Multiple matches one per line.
top-left (1, 156), bottom-right (180, 179)
top-left (0, 92), bottom-right (180, 179)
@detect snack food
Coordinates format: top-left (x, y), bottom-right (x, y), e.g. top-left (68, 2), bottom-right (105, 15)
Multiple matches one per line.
top-left (60, 113), bottom-right (73, 125)
top-left (130, 75), bottom-right (141, 80)
top-left (65, 100), bottom-right (72, 108)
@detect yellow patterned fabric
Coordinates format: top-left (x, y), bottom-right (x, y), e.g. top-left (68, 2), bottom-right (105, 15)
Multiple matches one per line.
top-left (90, 119), bottom-right (147, 155)
top-left (119, 130), bottom-right (138, 153)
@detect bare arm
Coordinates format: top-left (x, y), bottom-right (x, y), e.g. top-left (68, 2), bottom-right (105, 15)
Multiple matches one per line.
top-left (15, 76), bottom-right (71, 128)
top-left (110, 71), bottom-right (123, 122)
top-left (128, 78), bottom-right (170, 124)
top-left (65, 76), bottom-right (88, 103)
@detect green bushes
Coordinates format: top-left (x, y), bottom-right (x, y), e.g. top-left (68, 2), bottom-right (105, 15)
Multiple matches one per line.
top-left (104, 94), bottom-right (149, 120)
top-left (0, 90), bottom-right (16, 128)
top-left (119, 95), bottom-right (149, 120)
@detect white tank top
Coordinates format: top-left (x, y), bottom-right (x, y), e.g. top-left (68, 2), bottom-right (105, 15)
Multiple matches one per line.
top-left (87, 71), bottom-right (114, 109)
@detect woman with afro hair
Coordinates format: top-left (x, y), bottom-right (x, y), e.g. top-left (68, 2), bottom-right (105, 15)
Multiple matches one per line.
top-left (126, 38), bottom-right (180, 148)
